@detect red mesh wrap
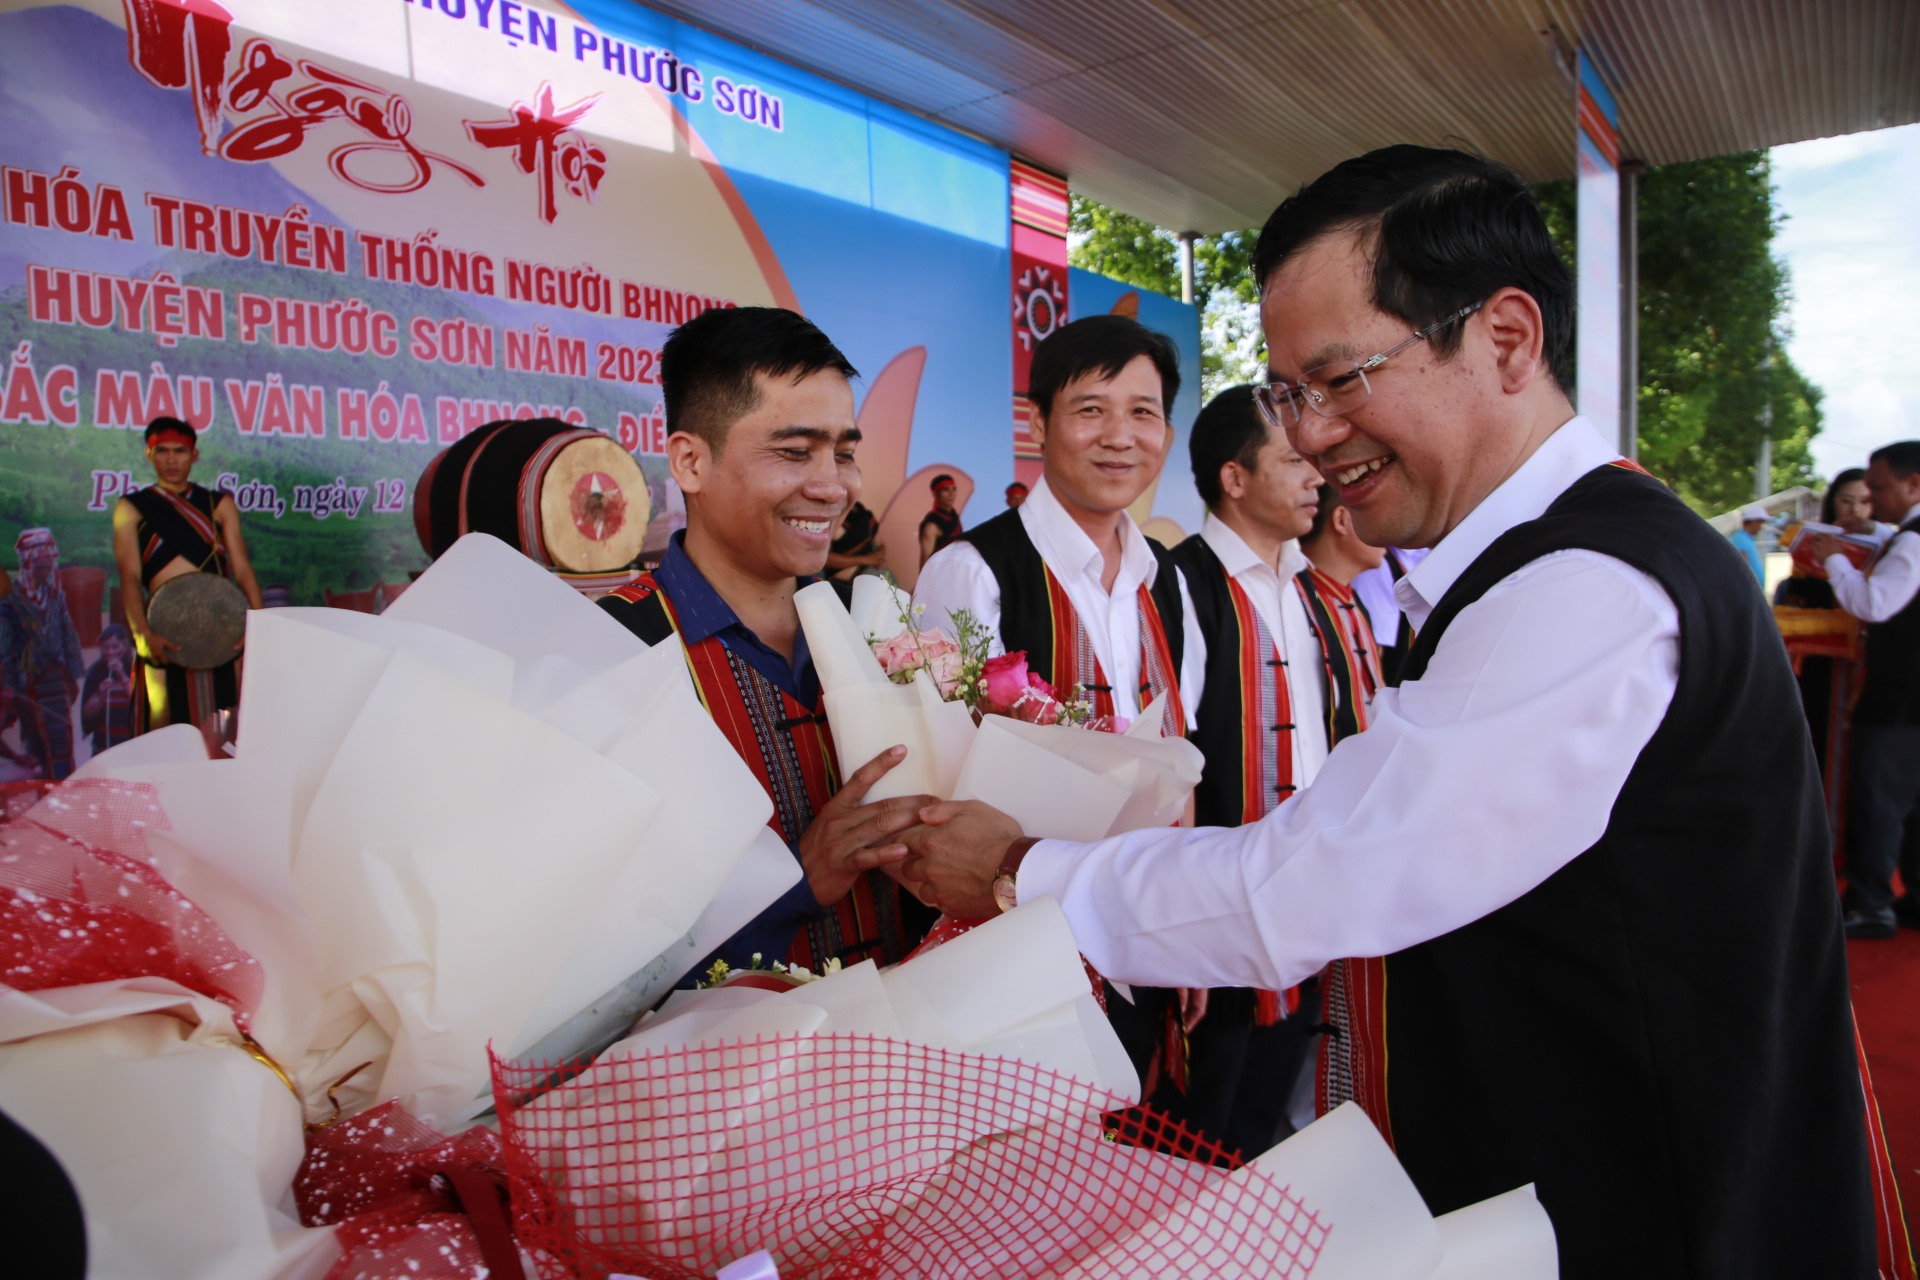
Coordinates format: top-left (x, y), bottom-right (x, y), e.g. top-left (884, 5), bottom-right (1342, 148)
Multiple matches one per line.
top-left (0, 778), bottom-right (263, 1027)
top-left (296, 1101), bottom-right (524, 1280)
top-left (493, 1034), bottom-right (1330, 1279)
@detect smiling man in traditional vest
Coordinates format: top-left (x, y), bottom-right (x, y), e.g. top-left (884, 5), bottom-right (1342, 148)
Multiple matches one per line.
top-left (599, 306), bottom-right (932, 976)
top-left (1168, 384), bottom-right (1330, 1155)
top-left (913, 312), bottom-right (1203, 1084)
top-left (895, 147), bottom-right (1888, 1277)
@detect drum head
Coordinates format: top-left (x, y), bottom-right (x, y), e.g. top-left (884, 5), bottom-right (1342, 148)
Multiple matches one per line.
top-left (538, 435), bottom-right (649, 571)
top-left (147, 573), bottom-right (249, 669)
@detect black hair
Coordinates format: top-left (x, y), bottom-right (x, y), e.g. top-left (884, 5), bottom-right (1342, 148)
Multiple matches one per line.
top-left (144, 416), bottom-right (196, 445)
top-left (1253, 146), bottom-right (1575, 393)
top-left (1028, 315), bottom-right (1180, 421)
top-left (660, 306), bottom-right (858, 452)
top-left (1820, 467), bottom-right (1868, 524)
top-left (1187, 385), bottom-right (1270, 512)
top-left (1870, 441), bottom-right (1920, 480)
top-left (1302, 482), bottom-right (1341, 546)
top-left (930, 473), bottom-right (956, 490)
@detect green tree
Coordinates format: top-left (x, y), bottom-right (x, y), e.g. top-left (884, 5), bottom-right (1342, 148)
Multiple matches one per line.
top-left (1074, 151), bottom-right (1822, 515)
top-left (1067, 200), bottom-right (1264, 397)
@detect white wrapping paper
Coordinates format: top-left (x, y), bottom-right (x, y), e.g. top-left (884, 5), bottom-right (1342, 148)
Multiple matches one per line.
top-left (1428, 1185), bottom-right (1559, 1279)
top-left (2, 533), bottom-right (801, 1275)
top-left (795, 582), bottom-right (1205, 832)
top-left (0, 982), bottom-right (338, 1280)
top-left (608, 898), bottom-right (1136, 1101)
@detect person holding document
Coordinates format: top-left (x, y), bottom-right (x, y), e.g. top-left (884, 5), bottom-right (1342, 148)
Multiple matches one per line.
top-left (893, 147), bottom-right (1887, 1278)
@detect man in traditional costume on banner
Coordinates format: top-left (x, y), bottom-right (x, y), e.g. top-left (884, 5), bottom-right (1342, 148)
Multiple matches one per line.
top-left (112, 417), bottom-right (263, 736)
top-left (1296, 481), bottom-right (1388, 742)
top-left (913, 312), bottom-right (1205, 1091)
top-left (895, 147), bottom-right (1888, 1278)
top-left (1166, 384), bottom-right (1332, 1155)
top-left (599, 306), bottom-right (932, 977)
top-left (0, 528), bottom-right (84, 779)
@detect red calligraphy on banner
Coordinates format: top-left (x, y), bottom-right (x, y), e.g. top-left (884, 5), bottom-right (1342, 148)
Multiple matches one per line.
top-left (465, 84), bottom-right (608, 225)
top-left (121, 0), bottom-right (235, 156)
top-left (221, 39), bottom-right (484, 194)
top-left (119, 0), bottom-right (486, 197)
top-left (1010, 160), bottom-right (1069, 482)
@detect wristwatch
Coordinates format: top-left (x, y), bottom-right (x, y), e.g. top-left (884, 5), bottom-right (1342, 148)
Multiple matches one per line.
top-left (990, 837), bottom-right (1040, 914)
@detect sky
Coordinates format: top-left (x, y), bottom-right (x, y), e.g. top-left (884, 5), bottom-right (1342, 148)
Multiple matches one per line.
top-left (1771, 122), bottom-right (1920, 483)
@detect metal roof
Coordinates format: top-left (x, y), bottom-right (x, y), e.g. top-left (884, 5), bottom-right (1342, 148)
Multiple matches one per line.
top-left (636, 0), bottom-right (1920, 232)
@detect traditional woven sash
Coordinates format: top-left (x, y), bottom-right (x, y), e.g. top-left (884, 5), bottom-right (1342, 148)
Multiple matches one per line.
top-left (603, 575), bottom-right (906, 970)
top-left (1038, 566), bottom-right (1187, 737)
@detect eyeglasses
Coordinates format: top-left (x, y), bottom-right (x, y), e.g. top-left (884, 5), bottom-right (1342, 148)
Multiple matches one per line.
top-left (1253, 299), bottom-right (1486, 429)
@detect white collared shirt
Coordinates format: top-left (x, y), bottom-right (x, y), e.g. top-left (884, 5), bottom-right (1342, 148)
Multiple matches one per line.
top-left (1826, 502), bottom-right (1920, 623)
top-left (1187, 514), bottom-right (1330, 784)
top-left (1018, 416), bottom-right (1684, 990)
top-left (915, 476), bottom-right (1203, 729)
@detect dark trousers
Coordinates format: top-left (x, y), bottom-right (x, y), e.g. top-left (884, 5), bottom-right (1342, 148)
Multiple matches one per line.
top-left (1843, 722), bottom-right (1920, 915)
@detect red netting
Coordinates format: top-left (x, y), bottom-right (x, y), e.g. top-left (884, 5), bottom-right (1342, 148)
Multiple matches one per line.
top-left (0, 778), bottom-right (263, 1028)
top-left (493, 1034), bottom-right (1330, 1279)
top-left (295, 1101), bottom-right (519, 1280)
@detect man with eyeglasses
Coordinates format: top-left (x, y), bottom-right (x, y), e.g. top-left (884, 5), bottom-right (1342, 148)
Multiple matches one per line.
top-left (895, 147), bottom-right (1883, 1277)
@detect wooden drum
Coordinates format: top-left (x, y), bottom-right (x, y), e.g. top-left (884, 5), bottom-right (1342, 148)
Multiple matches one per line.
top-left (414, 418), bottom-right (650, 572)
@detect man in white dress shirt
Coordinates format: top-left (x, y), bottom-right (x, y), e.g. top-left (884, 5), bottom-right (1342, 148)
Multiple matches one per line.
top-left (913, 313), bottom-right (1203, 1086)
top-left (1167, 384), bottom-right (1330, 1153)
top-left (895, 146), bottom-right (1879, 1278)
top-left (1810, 440), bottom-right (1920, 938)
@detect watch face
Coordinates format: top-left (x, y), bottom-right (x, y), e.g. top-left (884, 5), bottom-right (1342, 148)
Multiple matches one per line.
top-left (993, 873), bottom-right (1018, 913)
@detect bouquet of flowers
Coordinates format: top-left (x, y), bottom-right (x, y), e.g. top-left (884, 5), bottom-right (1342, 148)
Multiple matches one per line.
top-left (863, 580), bottom-right (1100, 727)
top-left (796, 576), bottom-right (1202, 837)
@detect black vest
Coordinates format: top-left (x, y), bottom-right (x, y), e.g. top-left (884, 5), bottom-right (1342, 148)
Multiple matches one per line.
top-left (960, 507), bottom-right (1184, 687)
top-left (1174, 535), bottom-right (1334, 827)
top-left (1391, 464), bottom-right (1872, 1278)
top-left (1856, 518), bottom-right (1920, 726)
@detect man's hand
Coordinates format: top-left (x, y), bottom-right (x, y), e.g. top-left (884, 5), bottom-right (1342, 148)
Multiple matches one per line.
top-left (798, 745), bottom-right (935, 906)
top-left (893, 799), bottom-right (1025, 918)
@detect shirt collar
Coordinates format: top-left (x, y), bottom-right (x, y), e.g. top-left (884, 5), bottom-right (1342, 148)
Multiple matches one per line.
top-left (1021, 475), bottom-right (1159, 589)
top-left (1395, 415), bottom-right (1618, 630)
top-left (1202, 511), bottom-right (1308, 580)
top-left (652, 532), bottom-right (819, 689)
top-left (1903, 502), bottom-right (1920, 528)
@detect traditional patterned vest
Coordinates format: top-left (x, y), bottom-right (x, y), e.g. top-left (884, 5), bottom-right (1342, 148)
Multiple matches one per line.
top-left (1294, 566), bottom-right (1381, 742)
top-left (127, 483), bottom-right (229, 587)
top-left (600, 574), bottom-right (908, 970)
top-left (1324, 463), bottom-right (1886, 1278)
top-left (1176, 532), bottom-right (1345, 1027)
top-left (961, 508), bottom-right (1186, 736)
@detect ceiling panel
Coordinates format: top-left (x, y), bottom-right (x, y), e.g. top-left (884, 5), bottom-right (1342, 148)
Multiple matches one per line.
top-left (634, 0), bottom-right (1920, 231)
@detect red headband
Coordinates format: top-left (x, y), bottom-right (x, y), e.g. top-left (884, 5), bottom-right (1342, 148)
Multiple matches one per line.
top-left (148, 428), bottom-right (194, 449)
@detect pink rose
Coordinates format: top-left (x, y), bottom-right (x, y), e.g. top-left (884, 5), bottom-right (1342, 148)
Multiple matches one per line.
top-left (870, 631), bottom-right (926, 680)
top-left (927, 647), bottom-right (966, 698)
top-left (980, 652), bottom-right (1033, 712)
top-left (1010, 671), bottom-right (1066, 724)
